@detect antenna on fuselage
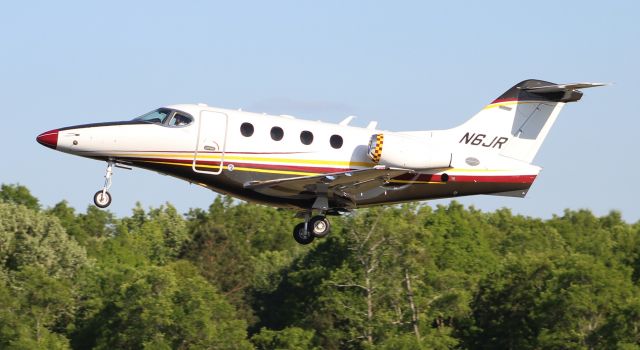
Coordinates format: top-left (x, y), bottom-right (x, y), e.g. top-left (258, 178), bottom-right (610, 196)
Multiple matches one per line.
top-left (366, 121), bottom-right (378, 129)
top-left (339, 115), bottom-right (356, 126)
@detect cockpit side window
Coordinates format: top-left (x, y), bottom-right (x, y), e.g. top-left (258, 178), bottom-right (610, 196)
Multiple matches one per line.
top-left (133, 109), bottom-right (172, 124)
top-left (133, 108), bottom-right (193, 127)
top-left (168, 113), bottom-right (192, 127)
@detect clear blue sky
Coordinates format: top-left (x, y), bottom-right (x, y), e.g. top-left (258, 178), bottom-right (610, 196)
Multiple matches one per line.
top-left (2, 1), bottom-right (638, 221)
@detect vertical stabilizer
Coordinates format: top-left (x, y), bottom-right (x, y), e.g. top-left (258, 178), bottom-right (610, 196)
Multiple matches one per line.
top-left (454, 79), bottom-right (605, 163)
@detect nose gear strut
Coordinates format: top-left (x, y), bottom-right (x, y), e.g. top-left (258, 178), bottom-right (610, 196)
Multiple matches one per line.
top-left (93, 161), bottom-right (114, 208)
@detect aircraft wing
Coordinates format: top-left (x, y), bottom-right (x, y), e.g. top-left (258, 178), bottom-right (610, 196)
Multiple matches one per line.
top-left (244, 166), bottom-right (414, 208)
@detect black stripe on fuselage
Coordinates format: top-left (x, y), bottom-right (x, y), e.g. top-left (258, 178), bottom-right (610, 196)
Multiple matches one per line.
top-left (58, 120), bottom-right (153, 131)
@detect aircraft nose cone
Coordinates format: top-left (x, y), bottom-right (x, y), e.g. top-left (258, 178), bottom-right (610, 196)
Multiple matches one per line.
top-left (36, 129), bottom-right (59, 149)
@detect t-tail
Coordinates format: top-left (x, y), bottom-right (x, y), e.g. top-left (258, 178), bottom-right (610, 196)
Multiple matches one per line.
top-left (454, 79), bottom-right (606, 163)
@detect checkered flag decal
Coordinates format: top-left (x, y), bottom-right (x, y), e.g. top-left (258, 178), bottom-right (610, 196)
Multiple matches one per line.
top-left (368, 134), bottom-right (384, 163)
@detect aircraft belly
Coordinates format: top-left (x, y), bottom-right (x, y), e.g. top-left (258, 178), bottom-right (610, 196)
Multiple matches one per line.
top-left (121, 158), bottom-right (314, 209)
top-left (114, 156), bottom-right (535, 211)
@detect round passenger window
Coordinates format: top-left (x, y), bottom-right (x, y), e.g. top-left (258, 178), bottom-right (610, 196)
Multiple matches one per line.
top-left (300, 131), bottom-right (313, 145)
top-left (240, 122), bottom-right (254, 137)
top-left (271, 126), bottom-right (284, 141)
top-left (330, 134), bottom-right (343, 149)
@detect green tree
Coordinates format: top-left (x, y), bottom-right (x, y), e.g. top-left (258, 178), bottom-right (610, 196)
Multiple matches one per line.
top-left (536, 254), bottom-right (637, 349)
top-left (48, 201), bottom-right (116, 259)
top-left (93, 203), bottom-right (187, 267)
top-left (0, 267), bottom-right (75, 349)
top-left (467, 252), bottom-right (639, 349)
top-left (0, 184), bottom-right (40, 211)
top-left (318, 208), bottom-right (403, 347)
top-left (182, 210), bottom-right (255, 309)
top-left (74, 261), bottom-right (253, 350)
top-left (3, 184), bottom-right (640, 350)
top-left (251, 327), bottom-right (318, 350)
top-left (0, 201), bottom-right (87, 279)
top-left (147, 203), bottom-right (189, 258)
top-left (466, 253), bottom-right (556, 349)
top-left (183, 198), bottom-right (303, 323)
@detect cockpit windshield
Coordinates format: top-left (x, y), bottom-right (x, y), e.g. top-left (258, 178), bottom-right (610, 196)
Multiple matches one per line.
top-left (133, 108), bottom-right (172, 124)
top-left (132, 108), bottom-right (193, 127)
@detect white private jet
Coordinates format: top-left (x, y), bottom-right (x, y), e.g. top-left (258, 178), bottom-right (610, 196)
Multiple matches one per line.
top-left (37, 79), bottom-right (605, 244)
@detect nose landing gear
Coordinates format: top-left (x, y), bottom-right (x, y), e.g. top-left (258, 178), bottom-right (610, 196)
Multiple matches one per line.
top-left (292, 214), bottom-right (331, 245)
top-left (93, 161), bottom-right (114, 208)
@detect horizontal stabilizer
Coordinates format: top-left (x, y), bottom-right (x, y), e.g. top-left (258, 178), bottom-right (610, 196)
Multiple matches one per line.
top-left (520, 82), bottom-right (608, 93)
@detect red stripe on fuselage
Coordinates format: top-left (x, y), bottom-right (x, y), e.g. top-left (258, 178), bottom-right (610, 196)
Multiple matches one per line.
top-left (123, 156), bottom-right (537, 185)
top-left (90, 150), bottom-right (310, 155)
top-left (393, 173), bottom-right (536, 184)
top-left (129, 157), bottom-right (351, 174)
top-left (452, 174), bottom-right (536, 184)
top-left (490, 98), bottom-right (520, 104)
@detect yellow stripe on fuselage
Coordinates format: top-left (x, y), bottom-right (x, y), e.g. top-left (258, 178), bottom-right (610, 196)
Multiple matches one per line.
top-left (482, 101), bottom-right (542, 110)
top-left (142, 160), bottom-right (447, 183)
top-left (139, 160), bottom-right (320, 176)
top-left (135, 156), bottom-right (513, 175)
top-left (113, 152), bottom-right (511, 174)
top-left (137, 159), bottom-right (520, 186)
top-left (388, 180), bottom-right (446, 185)
top-left (110, 152), bottom-right (373, 168)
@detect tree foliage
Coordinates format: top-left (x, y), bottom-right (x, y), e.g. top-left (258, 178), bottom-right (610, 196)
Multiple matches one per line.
top-left (1, 185), bottom-right (639, 349)
top-left (0, 183), bottom-right (40, 211)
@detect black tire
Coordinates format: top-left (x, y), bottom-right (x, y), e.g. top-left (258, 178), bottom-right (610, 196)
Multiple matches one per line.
top-left (293, 223), bottom-right (314, 245)
top-left (93, 190), bottom-right (112, 208)
top-left (309, 215), bottom-right (331, 238)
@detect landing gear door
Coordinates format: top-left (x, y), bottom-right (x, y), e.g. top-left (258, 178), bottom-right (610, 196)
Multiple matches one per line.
top-left (192, 110), bottom-right (228, 175)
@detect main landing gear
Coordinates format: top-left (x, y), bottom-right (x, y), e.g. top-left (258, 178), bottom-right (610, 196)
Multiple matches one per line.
top-left (93, 161), bottom-right (114, 208)
top-left (292, 214), bottom-right (331, 245)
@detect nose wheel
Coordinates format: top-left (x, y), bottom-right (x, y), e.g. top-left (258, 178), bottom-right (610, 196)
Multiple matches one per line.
top-left (93, 190), bottom-right (112, 208)
top-left (93, 161), bottom-right (114, 209)
top-left (292, 214), bottom-right (331, 245)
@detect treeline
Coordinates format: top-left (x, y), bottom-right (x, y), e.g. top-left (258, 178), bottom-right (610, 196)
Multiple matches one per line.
top-left (1, 183), bottom-right (639, 349)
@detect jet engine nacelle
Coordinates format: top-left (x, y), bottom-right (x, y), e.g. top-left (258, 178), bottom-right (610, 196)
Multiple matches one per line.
top-left (367, 133), bottom-right (452, 169)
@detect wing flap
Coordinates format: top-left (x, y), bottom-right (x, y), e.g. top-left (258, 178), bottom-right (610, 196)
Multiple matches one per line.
top-left (244, 166), bottom-right (414, 201)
